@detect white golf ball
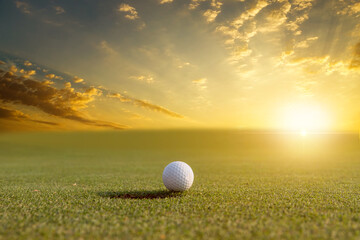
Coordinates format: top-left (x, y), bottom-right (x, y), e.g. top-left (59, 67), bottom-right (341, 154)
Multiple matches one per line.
top-left (162, 161), bottom-right (194, 191)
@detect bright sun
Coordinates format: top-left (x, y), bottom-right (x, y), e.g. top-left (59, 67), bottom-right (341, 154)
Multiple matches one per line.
top-left (282, 104), bottom-right (330, 135)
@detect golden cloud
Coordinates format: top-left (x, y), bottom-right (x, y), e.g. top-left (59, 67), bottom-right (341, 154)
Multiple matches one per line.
top-left (118, 3), bottom-right (139, 20)
top-left (286, 15), bottom-right (309, 32)
top-left (295, 36), bottom-right (318, 49)
top-left (189, 0), bottom-right (206, 10)
top-left (349, 42), bottom-right (360, 70)
top-left (0, 71), bottom-right (127, 129)
top-left (292, 0), bottom-right (314, 11)
top-left (203, 9), bottom-right (220, 23)
top-left (9, 65), bottom-right (18, 73)
top-left (289, 55), bottom-right (329, 66)
top-left (214, 0), bottom-right (272, 64)
top-left (130, 75), bottom-right (154, 84)
top-left (42, 80), bottom-right (55, 85)
top-left (44, 73), bottom-right (63, 80)
top-left (337, 2), bottom-right (360, 16)
top-left (24, 60), bottom-right (32, 66)
top-left (19, 69), bottom-right (36, 78)
top-left (108, 93), bottom-right (132, 103)
top-left (211, 0), bottom-right (222, 9)
top-left (258, 0), bottom-right (291, 32)
top-left (45, 73), bottom-right (55, 79)
top-left (192, 78), bottom-right (207, 84)
top-left (159, 0), bottom-right (173, 4)
top-left (281, 53), bottom-right (353, 76)
top-left (189, 0), bottom-right (222, 10)
top-left (231, 0), bottom-right (268, 29)
top-left (73, 76), bottom-right (84, 83)
top-left (85, 87), bottom-right (102, 96)
top-left (192, 77), bottom-right (207, 90)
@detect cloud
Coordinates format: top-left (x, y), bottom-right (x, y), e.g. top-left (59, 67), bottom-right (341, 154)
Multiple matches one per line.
top-left (288, 55), bottom-right (329, 66)
top-left (15, 1), bottom-right (31, 14)
top-left (295, 36), bottom-right (318, 48)
top-left (285, 0), bottom-right (314, 34)
top-left (349, 2), bottom-right (360, 14)
top-left (85, 87), bottom-right (102, 96)
top-left (0, 71), bottom-right (127, 129)
top-left (133, 99), bottom-right (184, 118)
top-left (231, 0), bottom-right (268, 29)
top-left (189, 0), bottom-right (206, 10)
top-left (0, 105), bottom-right (58, 126)
top-left (203, 9), bottom-right (220, 22)
top-left (42, 79), bottom-right (55, 85)
top-left (257, 0), bottom-right (291, 32)
top-left (73, 76), bottom-right (84, 83)
top-left (349, 2), bottom-right (360, 15)
top-left (24, 60), bottom-right (32, 66)
top-left (44, 73), bottom-right (63, 80)
top-left (54, 6), bottom-right (65, 15)
top-left (177, 62), bottom-right (191, 69)
top-left (349, 42), bottom-right (360, 70)
top-left (281, 54), bottom-right (352, 75)
top-left (192, 78), bottom-right (207, 84)
top-left (197, 0), bottom-right (222, 22)
top-left (19, 69), bottom-right (36, 77)
top-left (0, 105), bottom-right (29, 120)
top-left (42, 19), bottom-right (64, 27)
top-left (192, 78), bottom-right (207, 89)
top-left (337, 2), bottom-right (360, 16)
top-left (64, 82), bottom-right (72, 88)
top-left (9, 65), bottom-right (18, 73)
top-left (159, 0), bottom-right (173, 4)
top-left (292, 0), bottom-right (314, 11)
top-left (189, 0), bottom-right (222, 10)
top-left (286, 15), bottom-right (309, 32)
top-left (108, 93), bottom-right (184, 118)
top-left (211, 0), bottom-right (222, 9)
top-left (118, 3), bottom-right (139, 20)
top-left (45, 73), bottom-right (55, 79)
top-left (216, 20), bottom-right (256, 63)
top-left (214, 0), bottom-right (269, 64)
top-left (27, 70), bottom-right (36, 75)
top-left (216, 26), bottom-right (239, 45)
top-left (98, 40), bottom-right (117, 55)
top-left (130, 75), bottom-right (154, 84)
top-left (108, 93), bottom-right (131, 103)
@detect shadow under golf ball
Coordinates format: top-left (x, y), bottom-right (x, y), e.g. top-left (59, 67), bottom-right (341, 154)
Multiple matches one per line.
top-left (98, 190), bottom-right (185, 199)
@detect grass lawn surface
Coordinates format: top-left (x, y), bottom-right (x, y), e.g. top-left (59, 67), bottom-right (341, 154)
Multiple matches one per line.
top-left (0, 130), bottom-right (359, 239)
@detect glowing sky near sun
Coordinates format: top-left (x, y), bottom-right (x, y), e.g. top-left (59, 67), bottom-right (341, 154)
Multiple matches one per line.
top-left (0, 0), bottom-right (359, 131)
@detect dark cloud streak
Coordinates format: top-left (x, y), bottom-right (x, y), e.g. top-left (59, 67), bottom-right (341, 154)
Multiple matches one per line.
top-left (0, 105), bottom-right (58, 126)
top-left (108, 93), bottom-right (184, 118)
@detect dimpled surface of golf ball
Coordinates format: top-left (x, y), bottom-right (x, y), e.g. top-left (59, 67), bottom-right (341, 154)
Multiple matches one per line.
top-left (162, 161), bottom-right (194, 191)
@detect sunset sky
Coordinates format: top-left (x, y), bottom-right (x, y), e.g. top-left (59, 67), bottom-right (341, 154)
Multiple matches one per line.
top-left (0, 0), bottom-right (359, 131)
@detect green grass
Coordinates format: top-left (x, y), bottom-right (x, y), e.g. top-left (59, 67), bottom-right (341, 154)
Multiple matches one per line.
top-left (0, 130), bottom-right (359, 239)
